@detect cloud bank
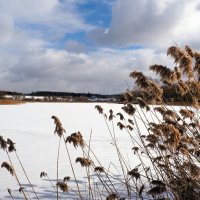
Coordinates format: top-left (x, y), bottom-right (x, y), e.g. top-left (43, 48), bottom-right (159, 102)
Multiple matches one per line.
top-left (0, 0), bottom-right (200, 94)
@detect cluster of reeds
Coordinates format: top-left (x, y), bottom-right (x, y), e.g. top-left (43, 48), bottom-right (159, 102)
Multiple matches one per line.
top-left (110, 45), bottom-right (200, 200)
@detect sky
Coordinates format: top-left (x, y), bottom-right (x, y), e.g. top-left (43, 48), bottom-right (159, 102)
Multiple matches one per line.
top-left (0, 0), bottom-right (200, 94)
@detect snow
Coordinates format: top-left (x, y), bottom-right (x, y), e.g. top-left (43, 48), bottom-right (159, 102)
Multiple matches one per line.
top-left (0, 103), bottom-right (180, 199)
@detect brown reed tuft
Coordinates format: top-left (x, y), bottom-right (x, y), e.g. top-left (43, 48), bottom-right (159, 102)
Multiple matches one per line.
top-left (148, 185), bottom-right (166, 195)
top-left (146, 134), bottom-right (159, 144)
top-left (151, 180), bottom-right (165, 187)
top-left (167, 46), bottom-right (184, 63)
top-left (136, 97), bottom-right (150, 111)
top-left (128, 119), bottom-right (134, 125)
top-left (56, 182), bottom-right (69, 192)
top-left (95, 105), bottom-right (103, 114)
top-left (63, 176), bottom-right (70, 181)
top-left (189, 163), bottom-right (200, 179)
top-left (75, 157), bottom-right (92, 167)
top-left (158, 144), bottom-right (166, 151)
top-left (116, 112), bottom-right (124, 121)
top-left (124, 91), bottom-right (134, 103)
top-left (19, 187), bottom-right (25, 193)
top-left (7, 138), bottom-right (16, 152)
top-left (164, 109), bottom-right (179, 120)
top-left (179, 109), bottom-right (194, 119)
top-left (0, 135), bottom-right (7, 150)
top-left (185, 45), bottom-right (194, 57)
top-left (128, 168), bottom-right (140, 180)
top-left (132, 147), bottom-right (139, 154)
top-left (1, 162), bottom-right (14, 176)
top-left (51, 115), bottom-right (66, 137)
top-left (162, 124), bottom-right (181, 148)
top-left (106, 193), bottom-right (117, 200)
top-left (40, 171), bottom-right (47, 178)
top-left (94, 166), bottom-right (105, 173)
top-left (174, 66), bottom-right (182, 81)
top-left (109, 109), bottom-right (114, 121)
top-left (130, 71), bottom-right (163, 102)
top-left (117, 122), bottom-right (125, 130)
top-left (122, 104), bottom-right (136, 116)
top-left (177, 80), bottom-right (189, 96)
top-left (154, 106), bottom-right (166, 116)
top-left (65, 132), bottom-right (85, 148)
top-left (126, 125), bottom-right (133, 131)
top-left (150, 64), bottom-right (176, 84)
top-left (194, 52), bottom-right (200, 80)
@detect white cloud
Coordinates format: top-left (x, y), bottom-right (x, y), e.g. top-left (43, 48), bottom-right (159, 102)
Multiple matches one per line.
top-left (0, 0), bottom-right (92, 53)
top-left (1, 47), bottom-right (171, 93)
top-left (88, 0), bottom-right (200, 49)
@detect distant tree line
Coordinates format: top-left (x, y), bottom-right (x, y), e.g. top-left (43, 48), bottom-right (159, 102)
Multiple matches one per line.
top-left (28, 91), bottom-right (120, 99)
top-left (0, 87), bottom-right (195, 104)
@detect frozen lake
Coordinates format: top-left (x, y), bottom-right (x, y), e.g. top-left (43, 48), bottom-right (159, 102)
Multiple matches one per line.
top-left (0, 102), bottom-right (143, 199)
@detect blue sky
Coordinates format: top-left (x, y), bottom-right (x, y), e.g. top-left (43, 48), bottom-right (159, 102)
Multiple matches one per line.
top-left (0, 0), bottom-right (200, 94)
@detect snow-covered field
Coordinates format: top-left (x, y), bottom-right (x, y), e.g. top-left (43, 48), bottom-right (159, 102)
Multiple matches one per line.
top-left (0, 102), bottom-right (147, 199)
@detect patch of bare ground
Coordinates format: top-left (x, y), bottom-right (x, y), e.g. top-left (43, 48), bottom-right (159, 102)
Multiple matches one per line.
top-left (0, 99), bottom-right (26, 105)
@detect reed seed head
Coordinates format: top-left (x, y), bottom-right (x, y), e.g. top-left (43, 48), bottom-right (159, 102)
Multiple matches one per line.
top-left (40, 171), bottom-right (47, 178)
top-left (117, 122), bottom-right (125, 130)
top-left (116, 112), bottom-right (124, 121)
top-left (94, 166), bottom-right (105, 173)
top-left (19, 187), bottom-right (25, 193)
top-left (56, 182), bottom-right (69, 192)
top-left (63, 176), bottom-right (70, 181)
top-left (75, 157), bottom-right (92, 167)
top-left (65, 132), bottom-right (85, 148)
top-left (106, 193), bottom-right (117, 200)
top-left (1, 162), bottom-right (14, 176)
top-left (0, 136), bottom-right (7, 150)
top-left (128, 168), bottom-right (140, 180)
top-left (51, 115), bottom-right (66, 137)
top-left (95, 105), bottom-right (103, 114)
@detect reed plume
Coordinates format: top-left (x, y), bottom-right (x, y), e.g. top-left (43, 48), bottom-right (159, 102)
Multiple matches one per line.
top-left (117, 122), bottom-right (125, 130)
top-left (66, 132), bottom-right (85, 148)
top-left (128, 168), bottom-right (140, 180)
top-left (51, 115), bottom-right (66, 137)
top-left (95, 105), bottom-right (103, 114)
top-left (150, 64), bottom-right (176, 84)
top-left (136, 97), bottom-right (150, 111)
top-left (1, 161), bottom-right (14, 176)
top-left (0, 135), bottom-right (7, 150)
top-left (179, 109), bottom-right (194, 119)
top-left (124, 91), bottom-right (134, 103)
top-left (94, 166), bottom-right (105, 173)
top-left (40, 171), bottom-right (47, 178)
top-left (63, 176), bottom-right (70, 181)
top-left (56, 182), bottom-right (69, 192)
top-left (106, 193), bottom-right (117, 200)
top-left (122, 104), bottom-right (136, 116)
top-left (75, 157), bottom-right (92, 167)
top-left (116, 112), bottom-right (124, 121)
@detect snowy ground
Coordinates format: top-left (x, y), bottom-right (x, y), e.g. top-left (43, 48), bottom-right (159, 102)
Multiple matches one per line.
top-left (0, 102), bottom-right (181, 199)
top-left (0, 103), bottom-right (136, 199)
